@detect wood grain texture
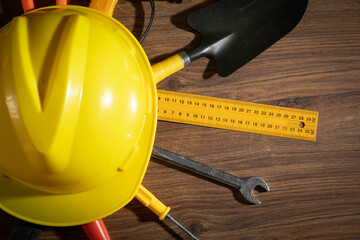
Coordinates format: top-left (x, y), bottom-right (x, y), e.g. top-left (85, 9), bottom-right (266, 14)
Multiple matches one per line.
top-left (0, 0), bottom-right (360, 239)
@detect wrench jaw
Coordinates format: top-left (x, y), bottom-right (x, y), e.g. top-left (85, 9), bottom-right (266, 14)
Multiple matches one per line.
top-left (240, 177), bottom-right (270, 204)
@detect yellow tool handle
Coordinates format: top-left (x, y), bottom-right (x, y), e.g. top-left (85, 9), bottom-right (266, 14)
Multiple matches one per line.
top-left (136, 186), bottom-right (198, 239)
top-left (135, 185), bottom-right (171, 220)
top-left (152, 54), bottom-right (185, 84)
top-left (89, 0), bottom-right (118, 16)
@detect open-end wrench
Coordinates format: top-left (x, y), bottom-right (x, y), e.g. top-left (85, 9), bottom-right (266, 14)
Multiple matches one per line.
top-left (152, 146), bottom-right (270, 204)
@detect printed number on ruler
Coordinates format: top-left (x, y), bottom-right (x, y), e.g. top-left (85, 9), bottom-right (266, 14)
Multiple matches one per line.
top-left (157, 90), bottom-right (319, 141)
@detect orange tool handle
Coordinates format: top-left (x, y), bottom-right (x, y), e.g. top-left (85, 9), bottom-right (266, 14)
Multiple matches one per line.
top-left (21, 0), bottom-right (67, 13)
top-left (89, 0), bottom-right (119, 16)
top-left (56, 0), bottom-right (68, 5)
top-left (82, 219), bottom-right (111, 240)
top-left (21, 0), bottom-right (35, 12)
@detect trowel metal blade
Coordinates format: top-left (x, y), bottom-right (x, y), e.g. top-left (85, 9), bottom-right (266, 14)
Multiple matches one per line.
top-left (187, 0), bottom-right (308, 77)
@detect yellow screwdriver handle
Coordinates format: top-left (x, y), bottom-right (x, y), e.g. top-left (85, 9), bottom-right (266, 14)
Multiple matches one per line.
top-left (89, 0), bottom-right (119, 16)
top-left (136, 185), bottom-right (171, 220)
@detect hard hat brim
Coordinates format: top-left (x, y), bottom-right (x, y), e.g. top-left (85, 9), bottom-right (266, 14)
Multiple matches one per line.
top-left (0, 5), bottom-right (158, 226)
top-left (0, 120), bottom-right (156, 226)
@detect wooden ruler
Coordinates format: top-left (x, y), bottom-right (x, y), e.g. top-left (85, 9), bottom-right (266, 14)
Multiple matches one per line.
top-left (157, 90), bottom-right (319, 141)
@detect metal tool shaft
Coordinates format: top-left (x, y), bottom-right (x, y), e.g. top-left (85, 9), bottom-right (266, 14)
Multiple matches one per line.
top-left (166, 214), bottom-right (199, 240)
top-left (153, 146), bottom-right (245, 189)
top-left (152, 146), bottom-right (269, 204)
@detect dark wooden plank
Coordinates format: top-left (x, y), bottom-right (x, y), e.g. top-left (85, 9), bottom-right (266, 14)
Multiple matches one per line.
top-left (0, 0), bottom-right (359, 239)
top-left (33, 92), bottom-right (360, 240)
top-left (119, 92), bottom-right (360, 240)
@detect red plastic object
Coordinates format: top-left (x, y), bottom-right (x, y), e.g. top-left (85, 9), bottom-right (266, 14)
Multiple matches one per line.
top-left (56, 0), bottom-right (68, 5)
top-left (82, 219), bottom-right (111, 240)
top-left (21, 0), bottom-right (67, 13)
top-left (21, 0), bottom-right (35, 12)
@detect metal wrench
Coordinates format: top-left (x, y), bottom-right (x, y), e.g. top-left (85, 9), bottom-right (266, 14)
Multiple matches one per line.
top-left (152, 146), bottom-right (270, 204)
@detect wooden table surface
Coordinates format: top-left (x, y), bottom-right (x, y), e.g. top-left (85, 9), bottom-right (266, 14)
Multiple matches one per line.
top-left (1, 0), bottom-right (360, 239)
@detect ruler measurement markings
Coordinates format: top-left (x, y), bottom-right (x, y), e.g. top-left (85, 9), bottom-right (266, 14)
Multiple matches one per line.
top-left (160, 100), bottom-right (316, 128)
top-left (161, 108), bottom-right (310, 138)
top-left (157, 90), bottom-right (318, 141)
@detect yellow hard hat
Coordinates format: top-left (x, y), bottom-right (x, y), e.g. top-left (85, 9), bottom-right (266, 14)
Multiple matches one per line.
top-left (0, 5), bottom-right (157, 226)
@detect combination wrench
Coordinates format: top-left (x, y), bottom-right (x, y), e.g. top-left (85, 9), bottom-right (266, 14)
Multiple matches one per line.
top-left (152, 146), bottom-right (270, 204)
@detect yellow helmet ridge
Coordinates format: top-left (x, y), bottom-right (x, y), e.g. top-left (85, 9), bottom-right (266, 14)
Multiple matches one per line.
top-left (0, 5), bottom-right (157, 226)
